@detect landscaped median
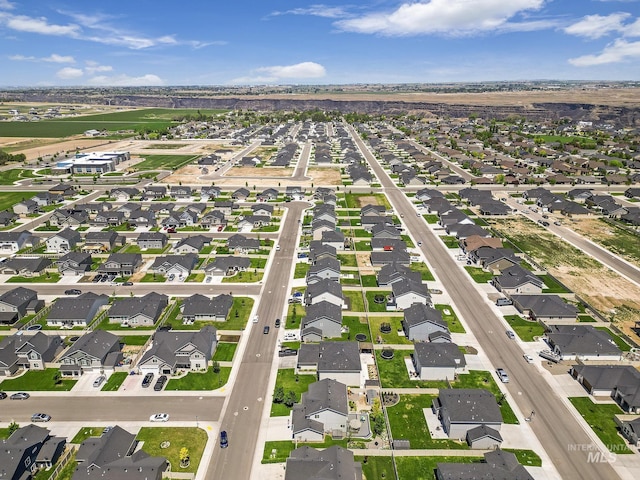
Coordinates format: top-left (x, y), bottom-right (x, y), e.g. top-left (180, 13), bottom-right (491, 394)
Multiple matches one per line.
top-left (164, 366), bottom-right (231, 390)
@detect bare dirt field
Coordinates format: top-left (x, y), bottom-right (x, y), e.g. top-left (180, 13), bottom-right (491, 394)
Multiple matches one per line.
top-left (307, 167), bottom-right (342, 186)
top-left (0, 137), bottom-right (110, 161)
top-left (356, 252), bottom-right (375, 275)
top-left (225, 167), bottom-right (293, 178)
top-left (487, 217), bottom-right (640, 343)
top-left (569, 217), bottom-right (640, 268)
top-left (356, 195), bottom-right (383, 207)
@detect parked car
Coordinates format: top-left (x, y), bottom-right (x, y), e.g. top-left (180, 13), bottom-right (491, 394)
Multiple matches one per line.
top-left (275, 318), bottom-right (281, 328)
top-left (496, 368), bottom-right (510, 383)
top-left (158, 325), bottom-right (172, 332)
top-left (496, 298), bottom-right (513, 306)
top-left (278, 348), bottom-right (298, 357)
top-left (506, 330), bottom-right (516, 339)
top-left (168, 274), bottom-right (175, 281)
top-left (31, 413), bottom-right (51, 422)
top-left (154, 375), bottom-right (168, 391)
top-left (142, 373), bottom-right (154, 388)
top-left (64, 289), bottom-right (82, 295)
top-left (149, 413), bottom-right (169, 422)
top-left (123, 281), bottom-right (133, 286)
top-left (92, 274), bottom-right (102, 283)
top-left (288, 298), bottom-right (301, 304)
top-left (263, 326), bottom-right (270, 334)
top-left (220, 430), bottom-right (229, 448)
top-left (417, 241), bottom-right (422, 247)
top-left (523, 354), bottom-right (534, 363)
top-left (10, 392), bottom-right (30, 400)
top-left (93, 375), bottom-right (106, 387)
top-left (253, 315), bottom-right (259, 323)
top-left (0, 391), bottom-right (7, 400)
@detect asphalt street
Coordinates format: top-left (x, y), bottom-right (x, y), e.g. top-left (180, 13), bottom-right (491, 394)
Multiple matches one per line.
top-left (349, 125), bottom-right (621, 480)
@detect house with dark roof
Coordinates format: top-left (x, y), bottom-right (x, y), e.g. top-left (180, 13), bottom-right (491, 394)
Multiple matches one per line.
top-left (0, 286), bottom-right (42, 324)
top-left (297, 341), bottom-right (362, 386)
top-left (492, 264), bottom-right (544, 295)
top-left (56, 251), bottom-right (92, 276)
top-left (150, 253), bottom-right (198, 278)
top-left (227, 233), bottom-right (261, 253)
top-left (370, 238), bottom-right (407, 252)
top-left (377, 263), bottom-right (421, 287)
top-left (47, 292), bottom-right (109, 328)
top-left (83, 231), bottom-right (122, 252)
top-left (173, 234), bottom-right (211, 254)
top-left (304, 279), bottom-right (343, 307)
top-left (436, 449), bottom-right (533, 480)
top-left (98, 253), bottom-right (142, 276)
top-left (284, 445), bottom-right (362, 480)
top-left (138, 325), bottom-right (216, 375)
top-left (45, 228), bottom-right (81, 253)
top-left (107, 292), bottom-right (168, 327)
top-left (301, 301), bottom-right (343, 341)
top-left (432, 388), bottom-right (503, 439)
top-left (510, 294), bottom-right (578, 323)
top-left (309, 242), bottom-right (337, 264)
top-left (292, 379), bottom-right (349, 442)
top-left (182, 293), bottom-right (233, 322)
top-left (570, 364), bottom-right (640, 398)
top-left (307, 257), bottom-right (341, 284)
top-left (0, 332), bottom-right (63, 376)
top-left (0, 425), bottom-right (64, 480)
top-left (403, 303), bottom-right (449, 342)
top-left (0, 256), bottom-right (51, 276)
top-left (370, 250), bottom-right (410, 267)
top-left (412, 342), bottom-right (466, 380)
top-left (73, 425), bottom-right (167, 480)
top-left (465, 424), bottom-right (503, 449)
top-left (371, 224), bottom-right (401, 240)
top-left (59, 330), bottom-right (122, 376)
top-left (0, 231), bottom-right (32, 253)
top-left (137, 231), bottom-right (168, 250)
top-left (205, 256), bottom-right (251, 276)
top-left (320, 230), bottom-right (345, 250)
top-left (546, 325), bottom-right (622, 361)
top-left (389, 278), bottom-right (431, 310)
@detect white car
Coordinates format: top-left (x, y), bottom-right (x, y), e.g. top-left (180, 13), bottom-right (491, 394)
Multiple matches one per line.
top-left (150, 413), bottom-right (169, 422)
top-left (253, 315), bottom-right (259, 323)
top-left (523, 354), bottom-right (534, 363)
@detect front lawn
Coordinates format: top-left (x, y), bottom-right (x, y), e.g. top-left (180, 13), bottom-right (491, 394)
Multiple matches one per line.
top-left (164, 366), bottom-right (231, 391)
top-left (434, 304), bottom-right (466, 334)
top-left (464, 266), bottom-right (493, 283)
top-left (212, 342), bottom-right (238, 362)
top-left (101, 372), bottom-right (127, 391)
top-left (410, 262), bottom-right (435, 281)
top-left (504, 315), bottom-right (545, 342)
top-left (71, 427), bottom-right (105, 444)
top-left (0, 368), bottom-right (77, 391)
top-left (7, 273), bottom-right (61, 283)
top-left (387, 395), bottom-right (468, 449)
top-left (137, 427), bottom-right (207, 474)
top-left (225, 297), bottom-right (254, 330)
top-left (262, 438), bottom-right (349, 464)
top-left (294, 263), bottom-right (310, 279)
top-left (569, 397), bottom-right (632, 454)
top-left (119, 335), bottom-right (151, 346)
top-left (441, 236), bottom-right (459, 249)
top-left (357, 456), bottom-right (395, 480)
top-left (270, 369), bottom-right (316, 416)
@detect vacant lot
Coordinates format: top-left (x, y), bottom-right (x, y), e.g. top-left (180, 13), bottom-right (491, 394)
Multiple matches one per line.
top-left (307, 167), bottom-right (342, 184)
top-left (225, 166), bottom-right (293, 177)
top-left (570, 217), bottom-right (640, 268)
top-left (130, 154), bottom-right (198, 171)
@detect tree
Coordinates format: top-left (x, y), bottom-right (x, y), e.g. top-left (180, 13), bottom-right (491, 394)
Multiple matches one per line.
top-left (212, 361), bottom-right (220, 374)
top-left (284, 390), bottom-right (297, 407)
top-left (8, 421), bottom-right (19, 435)
top-left (273, 386), bottom-right (285, 404)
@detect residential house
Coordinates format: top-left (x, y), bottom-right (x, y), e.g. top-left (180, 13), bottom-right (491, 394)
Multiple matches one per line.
top-left (284, 446), bottom-right (362, 480)
top-left (621, 418), bottom-right (640, 446)
top-left (201, 185), bottom-right (221, 200)
top-left (570, 364), bottom-right (640, 398)
top-left (182, 294), bottom-right (233, 322)
top-left (301, 301), bottom-right (343, 341)
top-left (45, 228), bottom-right (81, 253)
top-left (0, 332), bottom-right (63, 376)
top-left (297, 341), bottom-right (362, 386)
top-left (137, 231), bottom-right (168, 250)
top-left (149, 253), bottom-right (199, 278)
top-left (237, 214), bottom-right (270, 230)
top-left (432, 388), bottom-right (502, 439)
top-left (83, 231), bottom-right (122, 252)
top-left (257, 188), bottom-right (279, 201)
top-left (465, 424), bottom-right (504, 450)
top-left (403, 303), bottom-right (449, 342)
top-left (73, 425), bottom-right (167, 480)
top-left (371, 224), bottom-right (401, 240)
top-left (0, 425), bottom-right (63, 480)
top-left (128, 208), bottom-right (156, 227)
top-left (370, 250), bottom-right (410, 267)
top-left (251, 203), bottom-right (274, 217)
top-left (56, 251), bottom-right (92, 276)
top-left (308, 242), bottom-right (337, 264)
top-left (436, 449), bottom-right (532, 480)
top-left (0, 257), bottom-right (52, 276)
top-left (213, 201), bottom-right (237, 215)
top-left (138, 326), bottom-right (217, 375)
top-left (59, 330), bottom-right (122, 376)
top-left (292, 379), bottom-right (349, 442)
top-left (0, 210), bottom-right (17, 227)
top-left (170, 185), bottom-right (192, 199)
top-left (205, 256), bottom-right (251, 276)
top-left (320, 230), bottom-right (345, 250)
top-left (307, 257), bottom-right (341, 284)
top-left (0, 231), bottom-right (31, 253)
top-left (389, 278), bottom-right (431, 310)
top-left (492, 264), bottom-right (544, 295)
top-left (370, 238), bottom-right (408, 252)
top-left (412, 342), bottom-right (466, 380)
top-left (173, 234), bottom-right (211, 254)
top-left (0, 287), bottom-right (42, 324)
top-left (143, 185), bottom-right (167, 200)
top-left (46, 293), bottom-right (109, 328)
top-left (98, 253), bottom-right (142, 276)
top-left (546, 325), bottom-right (622, 361)
top-left (231, 187), bottom-right (250, 201)
top-left (201, 210), bottom-right (227, 228)
top-left (107, 292), bottom-right (168, 327)
top-left (13, 198), bottom-right (39, 216)
top-left (111, 187), bottom-right (140, 201)
top-left (305, 279), bottom-right (343, 308)
top-left (511, 294), bottom-right (578, 323)
top-left (228, 233), bottom-right (261, 253)
top-left (377, 263), bottom-right (421, 287)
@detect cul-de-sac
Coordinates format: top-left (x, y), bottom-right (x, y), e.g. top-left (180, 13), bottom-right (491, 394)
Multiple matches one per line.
top-left (1, 94), bottom-right (640, 480)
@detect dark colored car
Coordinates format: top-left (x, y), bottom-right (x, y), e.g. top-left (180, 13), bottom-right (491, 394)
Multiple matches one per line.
top-left (278, 348), bottom-right (298, 357)
top-left (65, 289), bottom-right (82, 295)
top-left (123, 281), bottom-right (133, 286)
top-left (158, 325), bottom-right (172, 332)
top-left (154, 375), bottom-right (167, 391)
top-left (263, 326), bottom-right (270, 334)
top-left (220, 430), bottom-right (228, 448)
top-left (275, 318), bottom-right (281, 328)
top-left (142, 373), bottom-right (154, 388)
top-left (0, 391), bottom-right (7, 400)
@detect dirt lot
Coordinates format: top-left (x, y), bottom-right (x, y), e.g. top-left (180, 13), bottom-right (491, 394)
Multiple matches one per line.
top-left (356, 252), bottom-right (375, 275)
top-left (487, 217), bottom-right (640, 343)
top-left (307, 167), bottom-right (342, 185)
top-left (569, 217), bottom-right (640, 268)
top-left (224, 167), bottom-right (293, 177)
top-left (356, 195), bottom-right (383, 207)
top-left (0, 136), bottom-right (111, 162)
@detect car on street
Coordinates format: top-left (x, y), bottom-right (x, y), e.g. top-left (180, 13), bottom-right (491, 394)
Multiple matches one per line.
top-left (523, 354), bottom-right (535, 363)
top-left (158, 325), bottom-right (172, 332)
top-left (31, 413), bottom-right (51, 422)
top-left (64, 289), bottom-right (82, 295)
top-left (0, 391), bottom-right (7, 400)
top-left (10, 392), bottom-right (30, 400)
top-left (276, 244), bottom-right (281, 251)
top-left (263, 326), bottom-right (270, 334)
top-left (400, 213), bottom-right (404, 218)
top-left (496, 368), bottom-right (510, 383)
top-left (417, 241), bottom-right (422, 247)
top-left (220, 430), bottom-right (228, 448)
top-left (275, 318), bottom-right (281, 328)
top-left (154, 375), bottom-right (168, 391)
top-left (123, 281), bottom-right (133, 286)
top-left (100, 275), bottom-right (108, 282)
top-left (149, 413), bottom-right (169, 422)
top-left (253, 315), bottom-right (259, 323)
top-left (142, 373), bottom-right (154, 388)
top-left (554, 221), bottom-right (561, 226)
top-left (93, 375), bottom-right (106, 387)
top-left (506, 330), bottom-right (516, 339)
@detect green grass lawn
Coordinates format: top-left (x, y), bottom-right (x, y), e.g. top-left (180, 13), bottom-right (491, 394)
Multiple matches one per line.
top-left (396, 456), bottom-right (483, 480)
top-left (578, 315), bottom-right (597, 322)
top-left (569, 397), bottom-right (632, 454)
top-left (337, 253), bottom-right (358, 267)
top-left (119, 335), bottom-right (151, 346)
top-left (369, 316), bottom-right (412, 345)
top-left (0, 368), bottom-right (77, 391)
top-left (294, 262), bottom-right (310, 279)
top-left (7, 272), bottom-right (61, 283)
top-left (225, 297), bottom-right (254, 329)
top-left (361, 275), bottom-right (378, 287)
top-left (137, 427), bottom-right (208, 474)
top-left (344, 193), bottom-right (390, 209)
top-left (164, 366), bottom-right (231, 390)
top-left (270, 369), bottom-right (316, 416)
top-left (0, 168), bottom-right (37, 184)
top-left (424, 214), bottom-right (439, 224)
top-left (71, 427), bottom-right (106, 444)
top-left (132, 154), bottom-right (199, 171)
top-left (0, 191), bottom-right (33, 210)
top-left (286, 303), bottom-right (305, 328)
top-left (464, 266), bottom-right (494, 283)
top-left (221, 270), bottom-right (263, 283)
top-left (101, 372), bottom-right (128, 392)
top-left (357, 456), bottom-right (395, 480)
top-left (344, 290), bottom-right (365, 312)
top-left (441, 236), bottom-right (460, 249)
top-left (375, 349), bottom-right (419, 388)
top-left (434, 304), bottom-right (466, 334)
top-left (410, 262), bottom-right (436, 281)
top-left (595, 327), bottom-right (632, 352)
top-left (539, 274), bottom-right (571, 293)
top-left (212, 342), bottom-right (238, 362)
top-left (366, 290), bottom-right (391, 312)
top-left (387, 395), bottom-right (468, 449)
top-left (262, 438), bottom-right (349, 464)
top-left (354, 240), bottom-right (372, 251)
top-left (504, 449), bottom-right (543, 467)
top-left (342, 316), bottom-right (371, 342)
top-left (504, 315), bottom-right (545, 342)
top-left (0, 427), bottom-right (12, 439)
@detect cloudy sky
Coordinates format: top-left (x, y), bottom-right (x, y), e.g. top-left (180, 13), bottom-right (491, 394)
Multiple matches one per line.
top-left (1, 0), bottom-right (639, 86)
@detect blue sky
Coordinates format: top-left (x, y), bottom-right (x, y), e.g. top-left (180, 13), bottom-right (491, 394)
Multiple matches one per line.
top-left (1, 0), bottom-right (639, 86)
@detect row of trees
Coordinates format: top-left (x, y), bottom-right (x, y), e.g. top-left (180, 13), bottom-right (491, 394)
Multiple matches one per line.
top-left (273, 386), bottom-right (297, 407)
top-left (0, 149), bottom-right (26, 165)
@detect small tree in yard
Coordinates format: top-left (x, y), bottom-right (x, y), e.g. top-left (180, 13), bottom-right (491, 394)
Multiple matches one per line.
top-left (212, 361), bottom-right (220, 374)
top-left (180, 447), bottom-right (190, 467)
top-left (273, 386), bottom-right (285, 404)
top-left (284, 390), bottom-right (296, 407)
top-left (8, 421), bottom-right (19, 435)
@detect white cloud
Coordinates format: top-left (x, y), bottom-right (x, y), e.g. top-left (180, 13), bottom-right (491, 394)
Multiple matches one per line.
top-left (85, 60), bottom-right (112, 74)
top-left (3, 14), bottom-right (80, 36)
top-left (569, 38), bottom-right (640, 65)
top-left (271, 4), bottom-right (349, 19)
top-left (624, 17), bottom-right (640, 36)
top-left (255, 62), bottom-right (326, 79)
top-left (564, 12), bottom-right (630, 39)
top-left (9, 53), bottom-right (75, 63)
top-left (87, 73), bottom-right (164, 86)
top-left (0, 0), bottom-right (15, 10)
top-left (56, 67), bottom-right (84, 79)
top-left (335, 0), bottom-right (546, 36)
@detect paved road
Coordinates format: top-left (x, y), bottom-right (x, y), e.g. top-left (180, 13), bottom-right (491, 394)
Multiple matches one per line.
top-left (208, 201), bottom-right (309, 480)
top-left (1, 395), bottom-right (224, 423)
top-left (349, 125), bottom-right (620, 480)
top-left (292, 141), bottom-right (311, 180)
top-left (0, 283), bottom-right (262, 297)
